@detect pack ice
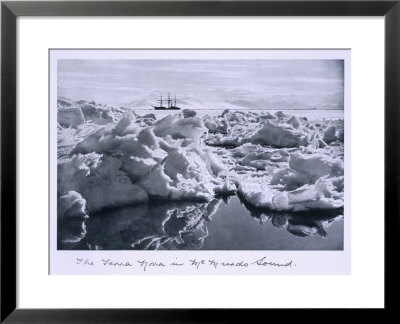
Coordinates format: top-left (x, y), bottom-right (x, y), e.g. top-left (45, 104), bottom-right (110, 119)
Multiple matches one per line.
top-left (57, 99), bottom-right (344, 219)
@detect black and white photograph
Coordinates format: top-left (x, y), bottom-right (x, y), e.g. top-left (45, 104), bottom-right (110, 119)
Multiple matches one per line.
top-left (54, 50), bottom-right (347, 254)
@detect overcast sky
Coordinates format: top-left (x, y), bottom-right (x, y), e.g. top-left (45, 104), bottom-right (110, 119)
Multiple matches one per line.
top-left (58, 59), bottom-right (344, 110)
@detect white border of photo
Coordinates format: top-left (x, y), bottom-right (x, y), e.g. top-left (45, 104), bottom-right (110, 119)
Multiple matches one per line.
top-left (17, 17), bottom-right (384, 308)
top-left (49, 48), bottom-right (350, 276)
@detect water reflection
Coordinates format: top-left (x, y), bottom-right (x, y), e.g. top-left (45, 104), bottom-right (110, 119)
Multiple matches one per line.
top-left (58, 199), bottom-right (221, 250)
top-left (58, 196), bottom-right (343, 250)
top-left (238, 197), bottom-right (344, 239)
top-left (58, 218), bottom-right (87, 245)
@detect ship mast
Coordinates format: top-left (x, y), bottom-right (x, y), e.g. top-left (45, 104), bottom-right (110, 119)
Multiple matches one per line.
top-left (167, 92), bottom-right (172, 108)
top-left (157, 93), bottom-right (163, 107)
top-left (153, 92), bottom-right (180, 110)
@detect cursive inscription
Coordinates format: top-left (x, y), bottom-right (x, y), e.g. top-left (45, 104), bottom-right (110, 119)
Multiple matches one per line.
top-left (76, 258), bottom-right (94, 266)
top-left (189, 259), bottom-right (205, 269)
top-left (74, 256), bottom-right (295, 272)
top-left (208, 259), bottom-right (249, 269)
top-left (252, 257), bottom-right (293, 267)
top-left (137, 260), bottom-right (166, 272)
top-left (102, 259), bottom-right (132, 267)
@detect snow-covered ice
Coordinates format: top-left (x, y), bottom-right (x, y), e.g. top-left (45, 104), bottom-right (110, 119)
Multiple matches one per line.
top-left (57, 98), bottom-right (345, 247)
top-left (58, 100), bottom-right (344, 212)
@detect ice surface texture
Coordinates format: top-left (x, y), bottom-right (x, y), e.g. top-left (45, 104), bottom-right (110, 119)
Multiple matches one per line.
top-left (57, 100), bottom-right (344, 220)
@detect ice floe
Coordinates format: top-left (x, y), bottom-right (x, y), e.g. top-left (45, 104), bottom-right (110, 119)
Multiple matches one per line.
top-left (57, 191), bottom-right (88, 220)
top-left (57, 96), bottom-right (344, 218)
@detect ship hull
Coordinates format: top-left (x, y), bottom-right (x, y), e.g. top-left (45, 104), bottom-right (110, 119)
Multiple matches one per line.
top-left (153, 107), bottom-right (180, 110)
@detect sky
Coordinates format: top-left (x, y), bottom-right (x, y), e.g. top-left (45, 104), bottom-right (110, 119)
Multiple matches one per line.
top-left (58, 59), bottom-right (344, 110)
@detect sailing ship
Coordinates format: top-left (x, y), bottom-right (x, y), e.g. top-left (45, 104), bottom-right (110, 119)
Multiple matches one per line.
top-left (152, 93), bottom-right (180, 110)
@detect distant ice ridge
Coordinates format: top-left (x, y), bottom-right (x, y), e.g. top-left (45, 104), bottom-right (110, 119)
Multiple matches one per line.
top-left (57, 97), bottom-right (344, 218)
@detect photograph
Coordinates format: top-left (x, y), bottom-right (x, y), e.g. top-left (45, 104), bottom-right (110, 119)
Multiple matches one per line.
top-left (2, 0), bottom-right (392, 316)
top-left (55, 50), bottom-right (346, 252)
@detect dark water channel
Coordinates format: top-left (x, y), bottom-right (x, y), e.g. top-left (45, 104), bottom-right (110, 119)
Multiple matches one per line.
top-left (58, 195), bottom-right (343, 251)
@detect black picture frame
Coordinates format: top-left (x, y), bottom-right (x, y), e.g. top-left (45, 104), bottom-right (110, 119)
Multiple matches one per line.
top-left (1, 0), bottom-right (398, 322)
